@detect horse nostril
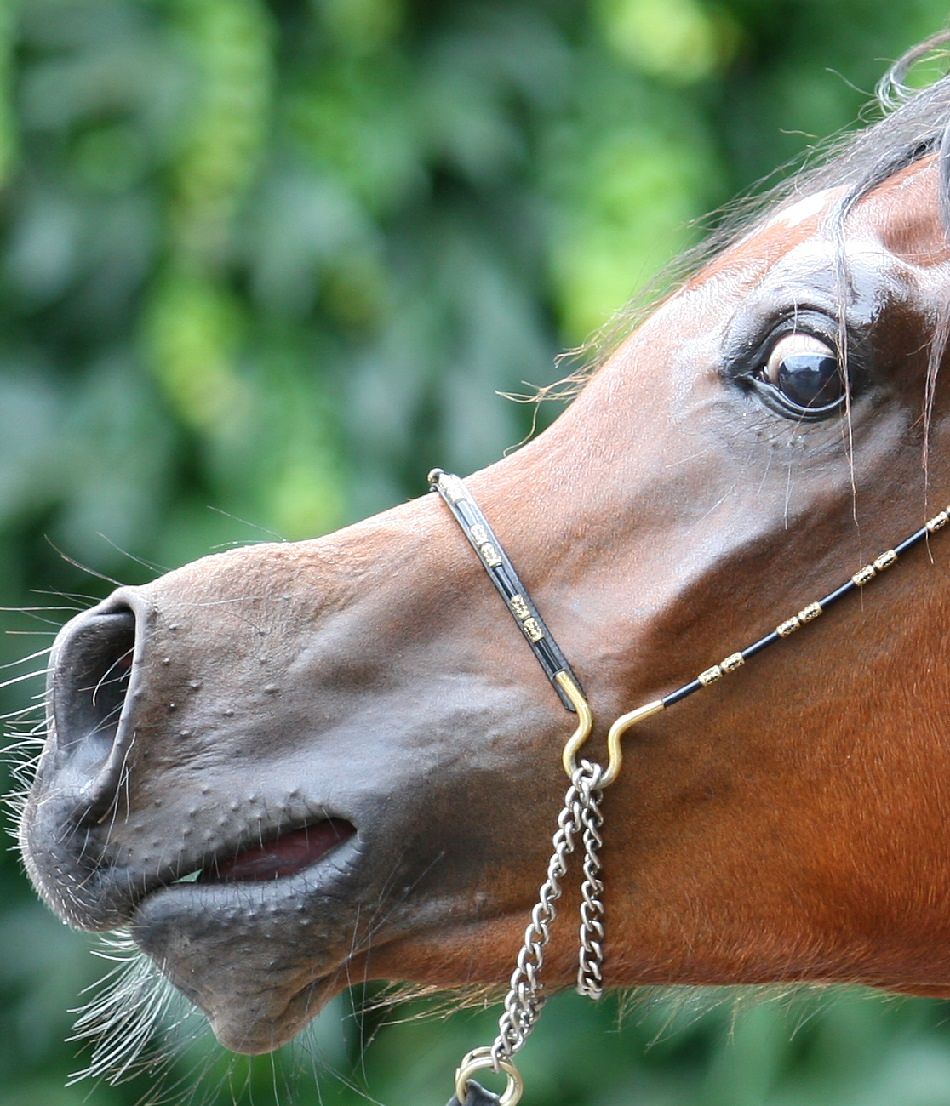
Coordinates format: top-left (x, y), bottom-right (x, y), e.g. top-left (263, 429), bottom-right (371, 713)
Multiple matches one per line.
top-left (50, 607), bottom-right (136, 781)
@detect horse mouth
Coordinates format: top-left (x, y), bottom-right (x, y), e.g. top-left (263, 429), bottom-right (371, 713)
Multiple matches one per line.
top-left (128, 814), bottom-right (368, 1053)
top-left (188, 818), bottom-right (356, 885)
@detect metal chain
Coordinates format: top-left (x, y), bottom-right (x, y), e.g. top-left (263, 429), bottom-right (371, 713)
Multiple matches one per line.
top-left (576, 766), bottom-right (606, 1000)
top-left (489, 760), bottom-right (605, 1068)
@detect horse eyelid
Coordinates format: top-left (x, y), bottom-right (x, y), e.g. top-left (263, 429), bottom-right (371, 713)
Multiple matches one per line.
top-left (720, 318), bottom-right (862, 421)
top-left (721, 308), bottom-right (843, 383)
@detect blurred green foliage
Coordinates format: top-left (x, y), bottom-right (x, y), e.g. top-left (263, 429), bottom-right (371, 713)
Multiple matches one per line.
top-left (2, 2), bottom-right (950, 1104)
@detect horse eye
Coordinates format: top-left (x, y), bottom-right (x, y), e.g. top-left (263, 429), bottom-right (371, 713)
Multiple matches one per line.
top-left (760, 332), bottom-right (844, 412)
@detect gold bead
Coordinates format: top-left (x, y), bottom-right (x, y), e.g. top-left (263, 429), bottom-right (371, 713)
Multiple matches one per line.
top-left (851, 565), bottom-right (876, 586)
top-left (698, 665), bottom-right (723, 685)
top-left (721, 653), bottom-right (744, 673)
top-left (799, 602), bottom-right (822, 622)
top-left (777, 616), bottom-right (801, 638)
top-left (522, 618), bottom-right (544, 643)
top-left (479, 543), bottom-right (502, 568)
top-left (873, 549), bottom-right (897, 571)
top-left (926, 511), bottom-right (948, 533)
top-left (510, 595), bottom-right (530, 620)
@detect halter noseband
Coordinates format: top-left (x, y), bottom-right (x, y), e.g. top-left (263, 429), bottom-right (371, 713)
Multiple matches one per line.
top-left (426, 470), bottom-right (587, 713)
top-left (429, 467), bottom-right (950, 1106)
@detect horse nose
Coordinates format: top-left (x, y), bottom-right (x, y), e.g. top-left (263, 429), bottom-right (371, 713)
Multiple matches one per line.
top-left (48, 603), bottom-right (137, 814)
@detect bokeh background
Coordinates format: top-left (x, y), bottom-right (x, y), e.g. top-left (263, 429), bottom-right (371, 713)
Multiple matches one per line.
top-left (3, 2), bottom-right (950, 1104)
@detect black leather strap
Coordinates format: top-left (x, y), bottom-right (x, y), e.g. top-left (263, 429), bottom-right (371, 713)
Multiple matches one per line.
top-left (428, 469), bottom-right (584, 712)
top-left (445, 1081), bottom-right (502, 1106)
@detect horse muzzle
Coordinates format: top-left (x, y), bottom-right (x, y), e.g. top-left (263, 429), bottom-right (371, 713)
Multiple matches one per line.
top-left (20, 589), bottom-right (362, 934)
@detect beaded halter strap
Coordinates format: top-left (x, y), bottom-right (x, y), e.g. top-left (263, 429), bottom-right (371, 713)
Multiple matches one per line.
top-left (426, 470), bottom-right (585, 713)
top-left (429, 468), bottom-right (950, 1106)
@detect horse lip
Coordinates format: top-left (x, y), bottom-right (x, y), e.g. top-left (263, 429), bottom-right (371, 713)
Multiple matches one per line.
top-left (193, 818), bottom-right (356, 884)
top-left (129, 816), bottom-right (359, 907)
top-left (127, 831), bottom-right (368, 1053)
top-left (136, 826), bottom-right (362, 912)
top-left (23, 804), bottom-right (359, 934)
top-left (176, 818), bottom-right (356, 884)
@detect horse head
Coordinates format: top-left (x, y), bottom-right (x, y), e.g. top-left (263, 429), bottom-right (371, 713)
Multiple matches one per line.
top-left (17, 38), bottom-right (950, 1075)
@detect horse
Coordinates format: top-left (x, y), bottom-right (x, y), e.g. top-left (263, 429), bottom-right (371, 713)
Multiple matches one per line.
top-left (15, 31), bottom-right (950, 1106)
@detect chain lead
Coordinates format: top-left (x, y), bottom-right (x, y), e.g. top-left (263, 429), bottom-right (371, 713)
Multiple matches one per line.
top-left (454, 760), bottom-right (606, 1106)
top-left (576, 765), bottom-right (606, 1000)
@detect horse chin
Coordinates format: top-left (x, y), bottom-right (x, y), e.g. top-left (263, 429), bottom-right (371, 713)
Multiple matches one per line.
top-left (129, 835), bottom-right (365, 1053)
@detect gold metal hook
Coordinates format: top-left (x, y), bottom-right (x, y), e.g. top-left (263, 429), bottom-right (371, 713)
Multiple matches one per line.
top-left (558, 670), bottom-right (663, 788)
top-left (601, 698), bottom-right (665, 788)
top-left (556, 670), bottom-right (593, 777)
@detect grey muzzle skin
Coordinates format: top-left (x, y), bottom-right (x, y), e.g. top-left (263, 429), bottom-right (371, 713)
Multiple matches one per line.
top-left (20, 605), bottom-right (141, 931)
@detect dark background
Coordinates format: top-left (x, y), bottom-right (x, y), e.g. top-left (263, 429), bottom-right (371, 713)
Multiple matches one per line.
top-left (2, 2), bottom-right (950, 1104)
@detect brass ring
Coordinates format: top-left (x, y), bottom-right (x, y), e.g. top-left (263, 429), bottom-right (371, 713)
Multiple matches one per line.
top-left (454, 1047), bottom-right (524, 1106)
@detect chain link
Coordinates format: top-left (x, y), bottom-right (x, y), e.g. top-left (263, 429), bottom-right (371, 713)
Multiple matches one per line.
top-left (576, 765), bottom-right (605, 999)
top-left (489, 760), bottom-right (605, 1069)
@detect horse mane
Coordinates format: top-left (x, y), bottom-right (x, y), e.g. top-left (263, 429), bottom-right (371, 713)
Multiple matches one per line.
top-left (534, 30), bottom-right (950, 406)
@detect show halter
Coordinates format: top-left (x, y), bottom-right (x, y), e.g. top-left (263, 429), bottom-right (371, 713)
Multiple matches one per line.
top-left (428, 468), bottom-right (950, 1106)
